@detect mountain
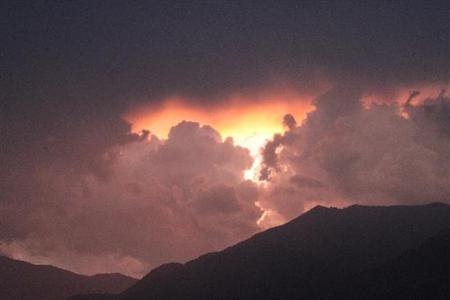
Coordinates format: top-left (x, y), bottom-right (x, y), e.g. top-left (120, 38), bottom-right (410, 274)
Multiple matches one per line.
top-left (0, 255), bottom-right (137, 300)
top-left (70, 203), bottom-right (450, 300)
top-left (349, 229), bottom-right (450, 299)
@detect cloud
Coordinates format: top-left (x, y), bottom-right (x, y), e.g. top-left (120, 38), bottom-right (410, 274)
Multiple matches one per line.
top-left (1, 1), bottom-right (449, 279)
top-left (0, 121), bottom-right (261, 277)
top-left (259, 87), bottom-right (450, 220)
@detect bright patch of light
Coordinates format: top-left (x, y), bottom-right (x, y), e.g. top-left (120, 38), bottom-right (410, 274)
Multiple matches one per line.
top-left (231, 133), bottom-right (268, 182)
top-left (123, 93), bottom-right (315, 183)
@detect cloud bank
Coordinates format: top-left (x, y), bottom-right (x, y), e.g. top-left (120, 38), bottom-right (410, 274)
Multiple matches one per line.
top-left (1, 86), bottom-right (449, 277)
top-left (259, 87), bottom-right (450, 220)
top-left (0, 121), bottom-right (260, 277)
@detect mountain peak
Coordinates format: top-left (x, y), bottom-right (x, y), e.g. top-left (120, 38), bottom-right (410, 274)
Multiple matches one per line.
top-left (143, 262), bottom-right (184, 281)
top-left (296, 204), bottom-right (338, 218)
top-left (309, 204), bottom-right (329, 211)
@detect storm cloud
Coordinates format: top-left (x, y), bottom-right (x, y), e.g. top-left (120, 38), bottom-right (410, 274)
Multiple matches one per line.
top-left (0, 122), bottom-right (260, 277)
top-left (259, 88), bottom-right (450, 220)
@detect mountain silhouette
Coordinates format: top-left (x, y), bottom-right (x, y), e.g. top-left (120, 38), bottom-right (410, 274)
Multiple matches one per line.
top-left (0, 255), bottom-right (136, 300)
top-left (348, 229), bottom-right (450, 299)
top-left (66, 203), bottom-right (450, 299)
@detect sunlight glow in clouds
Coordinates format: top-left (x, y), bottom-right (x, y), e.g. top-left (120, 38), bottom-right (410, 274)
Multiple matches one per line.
top-left (123, 93), bottom-right (315, 181)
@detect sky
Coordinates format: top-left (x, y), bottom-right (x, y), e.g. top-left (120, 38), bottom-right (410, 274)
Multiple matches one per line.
top-left (1, 1), bottom-right (449, 277)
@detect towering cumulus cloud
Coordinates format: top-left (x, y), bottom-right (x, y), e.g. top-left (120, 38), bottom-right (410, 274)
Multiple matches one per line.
top-left (259, 87), bottom-right (450, 220)
top-left (0, 121), bottom-right (260, 277)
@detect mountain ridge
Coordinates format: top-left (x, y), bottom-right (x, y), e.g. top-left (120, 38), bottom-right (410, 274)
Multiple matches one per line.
top-left (0, 255), bottom-right (137, 300)
top-left (118, 202), bottom-right (450, 299)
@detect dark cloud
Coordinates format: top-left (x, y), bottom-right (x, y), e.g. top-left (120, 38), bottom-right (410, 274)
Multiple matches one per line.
top-left (0, 122), bottom-right (260, 277)
top-left (1, 1), bottom-right (449, 107)
top-left (283, 114), bottom-right (297, 131)
top-left (259, 87), bottom-right (450, 220)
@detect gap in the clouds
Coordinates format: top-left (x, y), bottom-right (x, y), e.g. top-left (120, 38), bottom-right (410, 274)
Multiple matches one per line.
top-left (234, 133), bottom-right (266, 182)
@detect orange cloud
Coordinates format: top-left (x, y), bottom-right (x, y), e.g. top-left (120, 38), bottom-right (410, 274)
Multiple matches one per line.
top-left (123, 91), bottom-right (315, 154)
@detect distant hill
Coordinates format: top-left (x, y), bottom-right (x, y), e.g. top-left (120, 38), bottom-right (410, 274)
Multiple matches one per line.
top-left (76, 202), bottom-right (450, 300)
top-left (0, 255), bottom-right (136, 300)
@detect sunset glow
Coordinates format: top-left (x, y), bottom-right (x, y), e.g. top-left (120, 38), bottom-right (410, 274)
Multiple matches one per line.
top-left (124, 93), bottom-right (315, 181)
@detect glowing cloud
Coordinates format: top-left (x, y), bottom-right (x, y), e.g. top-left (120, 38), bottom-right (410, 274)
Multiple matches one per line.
top-left (123, 91), bottom-right (315, 181)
